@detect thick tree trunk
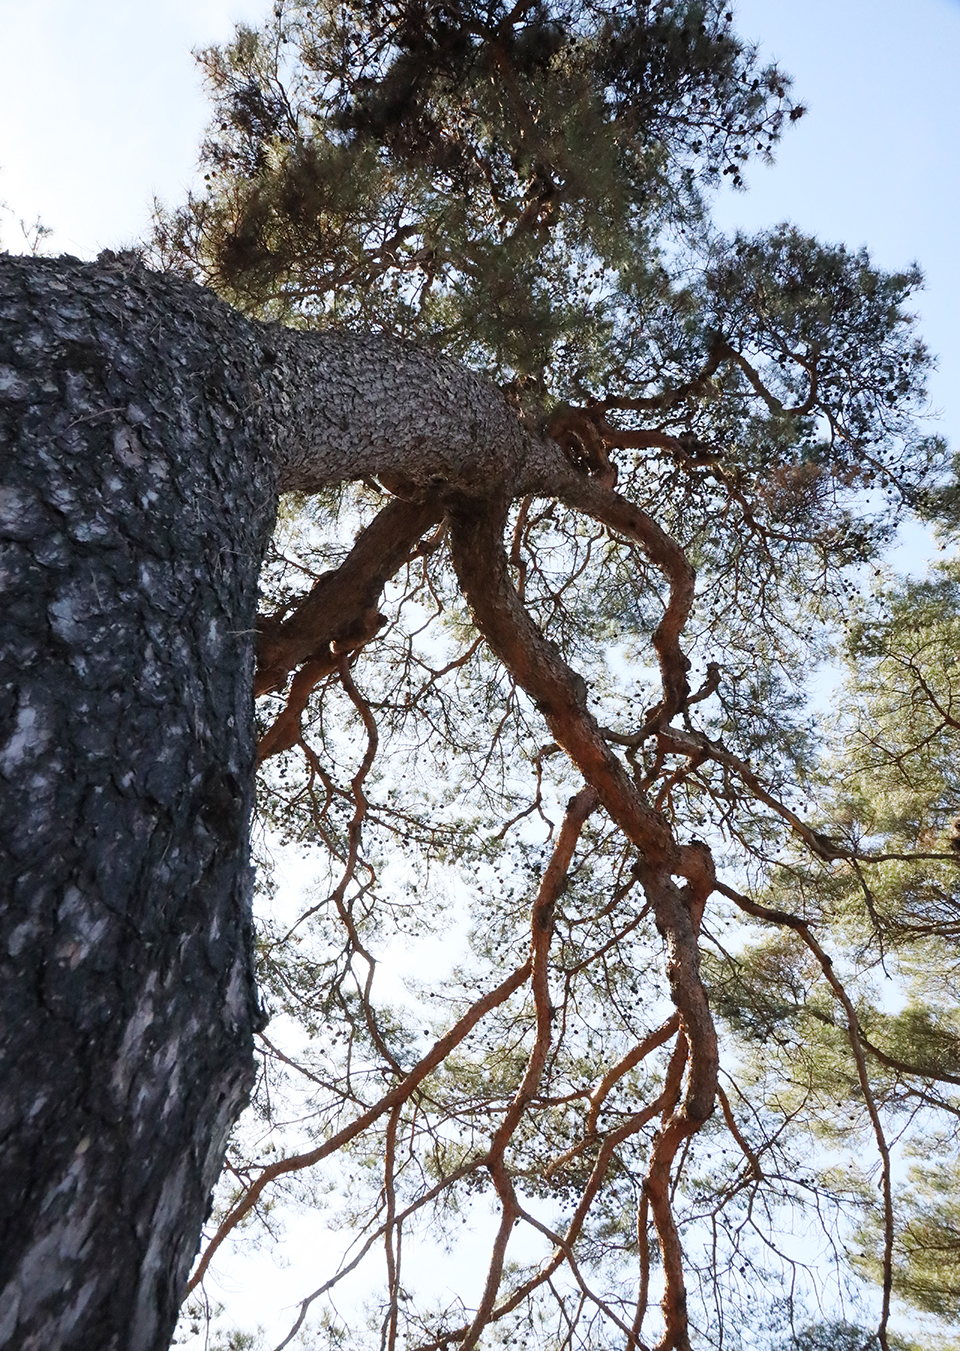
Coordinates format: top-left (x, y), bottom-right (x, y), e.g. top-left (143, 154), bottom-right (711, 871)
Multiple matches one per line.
top-left (0, 252), bottom-right (568, 1351)
top-left (0, 252), bottom-right (719, 1351)
top-left (0, 253), bottom-right (278, 1350)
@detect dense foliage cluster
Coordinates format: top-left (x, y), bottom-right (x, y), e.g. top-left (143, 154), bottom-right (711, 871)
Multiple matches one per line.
top-left (156, 4), bottom-right (960, 1349)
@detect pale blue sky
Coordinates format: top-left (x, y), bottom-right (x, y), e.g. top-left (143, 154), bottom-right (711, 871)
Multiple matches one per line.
top-left (3, 4), bottom-right (957, 1339)
top-left (0, 0), bottom-right (263, 255)
top-left (714, 0), bottom-right (960, 451)
top-left (2, 0), bottom-right (957, 452)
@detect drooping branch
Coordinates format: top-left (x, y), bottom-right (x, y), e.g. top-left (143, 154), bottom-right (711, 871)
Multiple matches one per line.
top-left (187, 957), bottom-right (533, 1293)
top-left (791, 929), bottom-right (895, 1351)
top-left (722, 882), bottom-right (895, 1351)
top-left (445, 486), bottom-right (718, 1346)
top-left (660, 727), bottom-right (960, 867)
top-left (415, 1060), bottom-right (685, 1351)
top-left (255, 496), bottom-right (442, 696)
top-left (546, 470), bottom-right (698, 736)
top-left (187, 778), bottom-right (606, 1314)
top-left (255, 496), bottom-right (441, 760)
top-left (445, 489), bottom-right (675, 865)
top-left (460, 785), bottom-right (598, 1351)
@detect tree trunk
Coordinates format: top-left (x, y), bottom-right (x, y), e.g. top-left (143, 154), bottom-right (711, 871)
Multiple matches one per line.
top-left (0, 252), bottom-right (568, 1350)
top-left (0, 253), bottom-right (278, 1351)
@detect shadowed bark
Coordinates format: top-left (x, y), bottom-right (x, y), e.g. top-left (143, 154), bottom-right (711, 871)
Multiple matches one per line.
top-left (0, 253), bottom-right (284, 1351)
top-left (0, 251), bottom-right (719, 1351)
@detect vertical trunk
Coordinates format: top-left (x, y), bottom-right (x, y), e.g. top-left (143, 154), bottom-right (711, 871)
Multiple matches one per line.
top-left (0, 250), bottom-right (561, 1350)
top-left (0, 254), bottom-right (275, 1350)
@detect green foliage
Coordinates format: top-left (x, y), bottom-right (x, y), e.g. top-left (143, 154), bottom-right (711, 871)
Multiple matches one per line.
top-left (772, 1323), bottom-right (880, 1351)
top-left (856, 1140), bottom-right (960, 1321)
top-left (158, 4), bottom-right (960, 1350)
top-left (154, 0), bottom-right (796, 362)
top-left (839, 559), bottom-right (960, 867)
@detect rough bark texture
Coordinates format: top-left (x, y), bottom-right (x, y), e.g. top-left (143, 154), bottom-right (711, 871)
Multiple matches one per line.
top-left (0, 252), bottom-right (718, 1351)
top-left (0, 254), bottom-right (278, 1351)
top-left (0, 253), bottom-right (573, 1351)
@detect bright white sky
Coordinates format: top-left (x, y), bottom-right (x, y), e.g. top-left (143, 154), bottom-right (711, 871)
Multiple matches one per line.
top-left (2, 0), bottom-right (959, 1342)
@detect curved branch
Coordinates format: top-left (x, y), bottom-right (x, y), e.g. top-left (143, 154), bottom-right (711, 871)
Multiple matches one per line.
top-left (255, 496), bottom-right (443, 760)
top-left (546, 469), bottom-right (697, 735)
top-left (446, 488), bottom-right (718, 1348)
top-left (594, 339), bottom-right (728, 414)
top-left (256, 496), bottom-right (441, 696)
top-left (642, 1032), bottom-right (692, 1351)
top-left (461, 786), bottom-right (598, 1351)
top-left (798, 929), bottom-right (894, 1351)
top-left (586, 1013), bottom-right (680, 1135)
top-left (720, 341), bottom-right (820, 418)
top-left (186, 959), bottom-right (532, 1292)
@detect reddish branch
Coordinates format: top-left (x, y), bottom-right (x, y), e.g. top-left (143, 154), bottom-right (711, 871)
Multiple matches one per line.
top-left (255, 496), bottom-right (440, 759)
top-left (461, 786), bottom-right (598, 1351)
top-left (188, 771), bottom-right (603, 1310)
top-left (417, 1049), bottom-right (688, 1351)
top-left (235, 323), bottom-right (950, 1349)
top-left (246, 409), bottom-right (738, 1345)
top-left (641, 1032), bottom-right (692, 1350)
top-left (446, 483), bottom-right (718, 1348)
top-left (186, 959), bottom-right (533, 1292)
top-left (536, 465), bottom-right (697, 735)
top-left (716, 1083), bottom-right (763, 1181)
top-left (383, 1104), bottom-right (403, 1351)
top-left (585, 1013), bottom-right (681, 1135)
top-left (273, 1157), bottom-right (489, 1350)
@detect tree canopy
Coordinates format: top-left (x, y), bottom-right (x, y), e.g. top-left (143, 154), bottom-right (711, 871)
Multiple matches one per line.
top-left (149, 3), bottom-right (960, 1349)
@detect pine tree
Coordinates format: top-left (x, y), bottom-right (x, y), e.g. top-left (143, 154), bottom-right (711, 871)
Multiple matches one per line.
top-left (149, 5), bottom-right (960, 1350)
top-left (4, 4), bottom-right (957, 1350)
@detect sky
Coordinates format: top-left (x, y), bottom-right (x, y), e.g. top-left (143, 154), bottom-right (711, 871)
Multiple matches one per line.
top-left (3, 0), bottom-right (959, 1342)
top-left (2, 0), bottom-right (958, 460)
top-left (0, 0), bottom-right (262, 257)
top-left (712, 0), bottom-right (960, 457)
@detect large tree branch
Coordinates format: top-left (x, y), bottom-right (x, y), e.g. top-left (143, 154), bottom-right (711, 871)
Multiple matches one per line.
top-left (445, 489), bottom-right (718, 1348)
top-left (255, 496), bottom-right (441, 696)
top-left (254, 496), bottom-right (442, 760)
top-left (256, 323), bottom-right (566, 498)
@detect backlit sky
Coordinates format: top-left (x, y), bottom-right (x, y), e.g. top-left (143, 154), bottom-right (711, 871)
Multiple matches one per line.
top-left (2, 1), bottom-right (958, 1338)
top-left (1, 0), bottom-right (957, 455)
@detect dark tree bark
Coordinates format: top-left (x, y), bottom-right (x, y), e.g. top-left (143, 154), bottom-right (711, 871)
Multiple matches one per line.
top-left (0, 252), bottom-right (567, 1351)
top-left (0, 253), bottom-right (277, 1351)
top-left (1, 252), bottom-right (716, 1351)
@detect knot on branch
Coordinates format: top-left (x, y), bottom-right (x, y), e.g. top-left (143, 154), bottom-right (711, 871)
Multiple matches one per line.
top-left (682, 1097), bottom-right (716, 1126)
top-left (677, 839), bottom-right (716, 929)
top-left (544, 403), bottom-right (617, 487)
top-left (331, 606), bottom-right (387, 653)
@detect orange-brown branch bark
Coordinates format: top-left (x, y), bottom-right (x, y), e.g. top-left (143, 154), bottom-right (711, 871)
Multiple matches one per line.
top-left (461, 786), bottom-right (598, 1351)
top-left (255, 497), bottom-right (441, 760)
top-left (446, 487), bottom-right (718, 1350)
